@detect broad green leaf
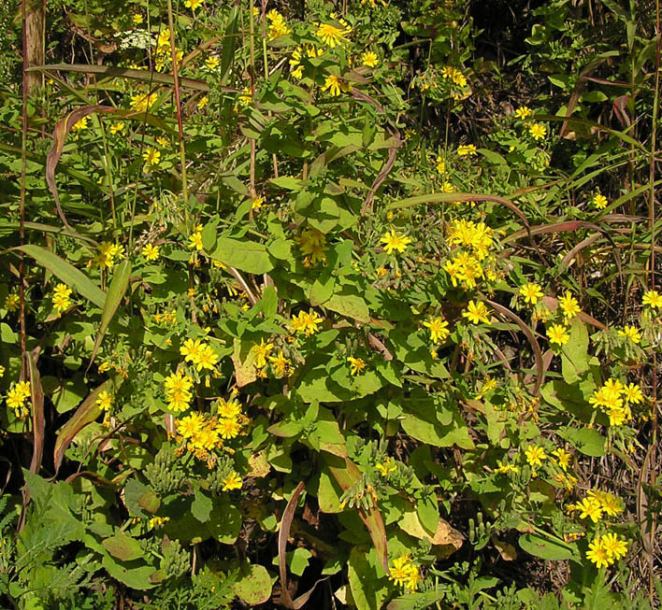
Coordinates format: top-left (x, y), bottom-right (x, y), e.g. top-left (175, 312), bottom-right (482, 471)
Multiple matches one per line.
top-left (347, 548), bottom-right (389, 610)
top-left (561, 320), bottom-right (589, 384)
top-left (210, 237), bottom-right (273, 275)
top-left (557, 426), bottom-right (605, 457)
top-left (518, 533), bottom-right (577, 561)
top-left (102, 532), bottom-right (144, 562)
top-left (191, 490), bottom-right (213, 523)
top-left (324, 292), bottom-right (370, 323)
top-left (17, 244), bottom-right (105, 308)
top-left (233, 564), bottom-right (272, 605)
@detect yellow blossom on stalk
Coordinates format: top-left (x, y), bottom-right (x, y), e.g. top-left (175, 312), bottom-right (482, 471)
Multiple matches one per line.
top-left (388, 554), bottom-right (420, 592)
top-left (142, 244), bottom-right (160, 261)
top-left (447, 219), bottom-right (494, 259)
top-left (6, 381), bottom-right (31, 417)
top-left (269, 351), bottom-right (290, 377)
top-left (237, 87), bottom-right (252, 107)
top-left (558, 291), bottom-right (580, 319)
top-left (177, 412), bottom-right (205, 439)
top-left (96, 242), bottom-right (124, 269)
top-left (71, 116), bottom-right (89, 131)
top-left (380, 228), bottom-right (411, 255)
top-left (189, 225), bottom-right (203, 251)
top-left (180, 338), bottom-right (218, 372)
top-left (316, 22), bottom-right (351, 48)
top-left (547, 324), bottom-right (569, 346)
top-left (253, 339), bottom-right (274, 369)
top-left (204, 56), bottom-right (219, 71)
top-left (217, 417), bottom-right (241, 440)
top-left (622, 383), bottom-right (643, 404)
top-left (298, 228), bottom-right (327, 267)
top-left (442, 181), bottom-right (455, 192)
top-left (600, 533), bottom-right (629, 560)
top-left (184, 0), bottom-right (203, 10)
top-left (148, 516), bottom-right (169, 528)
top-left (576, 496), bottom-right (602, 522)
top-left (587, 490), bottom-right (623, 517)
top-left (592, 193), bottom-right (608, 210)
top-left (441, 66), bottom-right (467, 87)
top-left (222, 471), bottom-right (242, 491)
top-left (375, 456), bottom-right (397, 477)
top-left (553, 447), bottom-right (572, 471)
top-left (321, 74), bottom-right (348, 97)
top-left (494, 460), bottom-right (518, 474)
top-left (132, 14), bottom-right (144, 25)
top-left (524, 445), bottom-right (546, 468)
top-left (642, 289), bottom-right (662, 309)
top-left (618, 325), bottom-right (641, 344)
top-left (462, 300), bottom-right (491, 325)
top-left (52, 283), bottom-right (73, 313)
top-left (217, 395), bottom-right (242, 419)
top-left (514, 106), bottom-right (533, 120)
top-left (109, 122), bottom-right (126, 135)
top-left (435, 157), bottom-right (446, 174)
top-left (422, 316), bottom-right (450, 343)
top-left (130, 92), bottom-right (157, 113)
top-left (267, 10), bottom-right (290, 39)
top-left (251, 196), bottom-right (265, 211)
top-left (347, 356), bottom-right (367, 376)
top-left (197, 96), bottom-right (208, 110)
top-left (519, 282), bottom-right (544, 305)
top-left (96, 390), bottom-right (113, 411)
top-left (361, 51), bottom-right (379, 68)
top-left (164, 370), bottom-right (194, 413)
top-left (289, 49), bottom-right (304, 79)
top-left (528, 122), bottom-right (547, 140)
top-left (587, 534), bottom-right (628, 568)
top-left (289, 310), bottom-right (324, 336)
top-left (142, 147), bottom-right (161, 169)
top-left (5, 293), bottom-right (20, 311)
top-left (457, 144), bottom-right (477, 157)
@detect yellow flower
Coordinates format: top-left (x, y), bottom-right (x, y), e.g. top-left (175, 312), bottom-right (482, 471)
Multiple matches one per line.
top-left (142, 243), bottom-right (160, 261)
top-left (622, 383), bottom-right (643, 405)
top-left (6, 381), bottom-right (31, 417)
top-left (253, 339), bottom-right (274, 369)
top-left (592, 193), bottom-right (608, 210)
top-left (204, 56), bottom-right (219, 71)
top-left (298, 228), bottom-right (327, 266)
top-left (164, 370), bottom-right (193, 413)
top-left (148, 516), bottom-right (169, 528)
top-left (618, 325), bottom-right (641, 344)
top-left (251, 196), bottom-right (265, 211)
top-left (96, 390), bottom-right (113, 411)
top-left (435, 157), bottom-right (446, 174)
top-left (217, 417), bottom-right (241, 440)
top-left (347, 356), bottom-right (366, 376)
top-left (388, 554), bottom-right (421, 592)
top-left (524, 445), bottom-right (546, 468)
top-left (457, 144), bottom-right (477, 157)
top-left (184, 0), bottom-right (204, 10)
top-left (361, 51), bottom-right (379, 68)
top-left (575, 497), bottom-right (602, 523)
top-left (528, 122), bottom-right (547, 140)
top-left (442, 181), bottom-right (455, 192)
top-left (462, 300), bottom-right (491, 325)
top-left (197, 96), bottom-right (209, 110)
top-left (494, 460), bottom-right (518, 474)
top-left (222, 471), bottom-right (243, 491)
top-left (52, 283), bottom-right (73, 313)
top-left (130, 92), bottom-right (157, 113)
top-left (514, 106), bottom-right (533, 120)
top-left (269, 351), bottom-right (290, 377)
top-left (519, 282), bottom-right (544, 305)
top-left (132, 14), bottom-right (144, 25)
top-left (289, 310), bottom-right (324, 337)
top-left (96, 242), bottom-right (124, 269)
top-left (4, 293), bottom-right (20, 311)
top-left (180, 338), bottom-right (218, 372)
top-left (142, 147), bottom-right (161, 168)
top-left (588, 490), bottom-right (623, 517)
top-left (217, 396), bottom-right (242, 419)
top-left (422, 316), bottom-right (450, 343)
top-left (558, 291), bottom-right (580, 319)
top-left (321, 74), bottom-right (349, 97)
top-left (316, 22), bottom-right (351, 48)
top-left (266, 10), bottom-right (290, 39)
top-left (547, 324), bottom-right (569, 346)
top-left (189, 226), bottom-right (203, 251)
top-left (552, 448), bottom-right (572, 471)
top-left (375, 456), bottom-right (397, 477)
top-left (643, 289), bottom-right (662, 310)
top-left (109, 122), bottom-right (126, 135)
top-left (586, 536), bottom-right (611, 568)
top-left (71, 116), bottom-right (89, 131)
top-left (599, 532), bottom-right (628, 560)
top-left (380, 228), bottom-right (412, 255)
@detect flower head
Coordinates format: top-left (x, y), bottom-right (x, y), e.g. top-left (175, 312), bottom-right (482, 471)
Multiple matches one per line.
top-left (316, 22), bottom-right (351, 48)
top-left (519, 282), bottom-right (544, 305)
top-left (462, 300), bottom-right (491, 325)
top-left (592, 193), bottom-right (608, 210)
top-left (457, 144), bottom-right (477, 157)
top-left (618, 325), bottom-right (641, 344)
top-left (380, 229), bottom-right (411, 255)
top-left (643, 290), bottom-right (662, 310)
top-left (422, 316), bottom-right (450, 343)
top-left (361, 51), bottom-right (379, 68)
top-left (347, 356), bottom-right (367, 376)
top-left (528, 122), bottom-right (547, 140)
top-left (52, 283), bottom-right (73, 313)
top-left (524, 445), bottom-right (547, 468)
top-left (222, 471), bottom-right (243, 491)
top-left (547, 324), bottom-right (569, 346)
top-left (289, 310), bottom-right (324, 337)
top-left (142, 244), bottom-right (160, 261)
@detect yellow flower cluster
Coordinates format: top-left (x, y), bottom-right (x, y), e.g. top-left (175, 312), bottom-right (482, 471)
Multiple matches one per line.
top-left (164, 370), bottom-right (194, 412)
top-left (569, 489), bottom-right (624, 523)
top-left (586, 533), bottom-right (628, 568)
top-left (52, 283), bottom-right (73, 314)
top-left (153, 310), bottom-right (177, 325)
top-left (444, 220), bottom-right (497, 289)
top-left (96, 242), bottom-right (124, 269)
top-left (142, 243), bottom-right (160, 261)
top-left (180, 338), bottom-right (219, 372)
top-left (441, 65), bottom-right (470, 100)
top-left (290, 310), bottom-right (324, 336)
top-left (6, 381), bottom-right (31, 417)
top-left (457, 144), bottom-right (477, 157)
top-left (130, 92), bottom-right (158, 113)
top-left (267, 10), bottom-right (290, 40)
top-left (388, 554), bottom-right (421, 592)
top-left (298, 228), bottom-right (327, 266)
top-left (589, 378), bottom-right (643, 425)
top-left (152, 30), bottom-right (182, 72)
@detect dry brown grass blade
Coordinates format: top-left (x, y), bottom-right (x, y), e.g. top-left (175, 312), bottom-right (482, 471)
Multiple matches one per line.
top-left (25, 350), bottom-right (45, 474)
top-left (46, 105), bottom-right (118, 230)
top-left (485, 299), bottom-right (545, 396)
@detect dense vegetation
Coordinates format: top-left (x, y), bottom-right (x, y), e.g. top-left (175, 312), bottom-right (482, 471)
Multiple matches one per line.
top-left (0, 0), bottom-right (660, 608)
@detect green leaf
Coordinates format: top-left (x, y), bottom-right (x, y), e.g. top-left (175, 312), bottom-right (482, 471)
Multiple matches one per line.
top-left (124, 479), bottom-right (161, 517)
top-left (191, 491), bottom-right (213, 523)
top-left (233, 564), bottom-right (272, 605)
top-left (561, 320), bottom-right (589, 384)
top-left (269, 176), bottom-right (305, 190)
top-left (91, 259), bottom-right (131, 364)
top-left (289, 548), bottom-right (312, 576)
top-left (324, 292), bottom-right (370, 323)
top-left (102, 556), bottom-right (157, 590)
top-left (210, 237), bottom-right (273, 275)
top-left (102, 532), bottom-right (144, 562)
top-left (518, 533), bottom-right (577, 561)
top-left (17, 244), bottom-right (105, 308)
top-left (347, 548), bottom-right (389, 610)
top-left (557, 426), bottom-right (605, 457)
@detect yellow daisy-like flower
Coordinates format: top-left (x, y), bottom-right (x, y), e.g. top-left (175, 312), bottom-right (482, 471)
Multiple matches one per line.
top-left (189, 225), bottom-right (203, 251)
top-left (558, 291), bottom-right (581, 319)
top-left (289, 310), bottom-right (324, 337)
top-left (142, 147), bottom-right (161, 168)
top-left (547, 324), bottom-right (569, 346)
top-left (253, 339), bottom-right (274, 369)
top-left (575, 497), bottom-right (602, 523)
top-left (586, 536), bottom-right (611, 568)
top-left (514, 106), bottom-right (533, 120)
top-left (422, 316), bottom-right (450, 343)
top-left (462, 300), bottom-right (491, 325)
top-left (52, 283), bottom-right (73, 313)
top-left (347, 356), bottom-right (366, 376)
top-left (519, 282), bottom-right (544, 305)
top-left (618, 325), bottom-right (640, 344)
top-left (269, 351), bottom-right (290, 377)
top-left (205, 55), bottom-right (219, 71)
top-left (642, 289), bottom-right (662, 310)
top-left (96, 390), bottom-right (113, 411)
top-left (321, 74), bottom-right (349, 97)
top-left (109, 122), bottom-right (126, 135)
top-left (457, 144), bottom-right (477, 157)
top-left (435, 157), bottom-right (446, 174)
top-left (528, 122), bottom-right (547, 140)
top-left (524, 445), bottom-right (547, 468)
top-left (184, 0), bottom-right (204, 10)
top-left (380, 228), bottom-right (412, 255)
top-left (388, 554), bottom-right (421, 592)
top-left (375, 456), bottom-right (397, 477)
top-left (316, 22), bottom-right (351, 48)
top-left (142, 244), bottom-right (160, 261)
top-left (361, 51), bottom-right (379, 68)
top-left (592, 193), bottom-right (608, 210)
top-left (600, 532), bottom-right (628, 560)
top-left (266, 10), bottom-right (290, 40)
top-left (130, 92), bottom-right (157, 113)
top-left (217, 417), bottom-right (241, 440)
top-left (222, 471), bottom-right (243, 491)
top-left (553, 447), bottom-right (572, 471)
top-left (494, 460), bottom-right (518, 474)
top-left (132, 14), bottom-right (144, 25)
top-left (622, 383), bottom-right (643, 405)
top-left (71, 116), bottom-right (89, 131)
